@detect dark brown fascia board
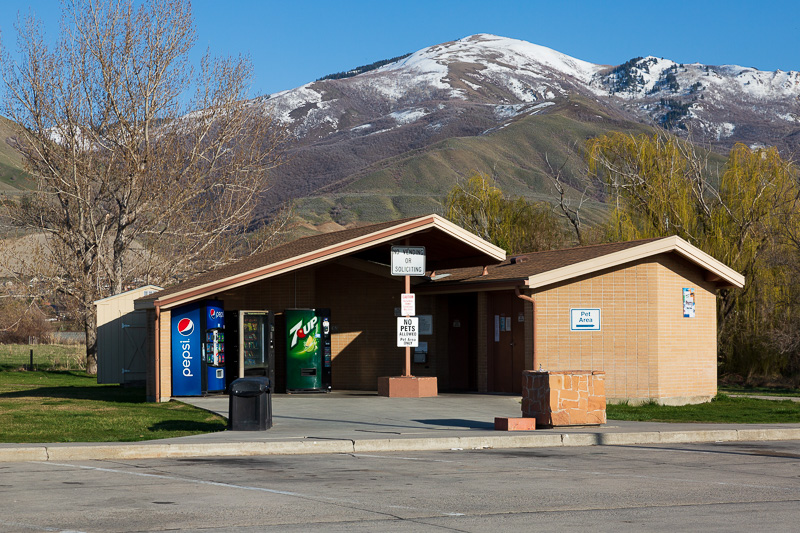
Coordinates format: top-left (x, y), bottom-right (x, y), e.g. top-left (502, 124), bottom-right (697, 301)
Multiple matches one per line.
top-left (154, 215), bottom-right (505, 310)
top-left (415, 279), bottom-right (528, 295)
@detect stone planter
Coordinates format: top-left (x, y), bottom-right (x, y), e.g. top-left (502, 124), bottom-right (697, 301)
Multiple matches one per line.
top-left (521, 370), bottom-right (606, 428)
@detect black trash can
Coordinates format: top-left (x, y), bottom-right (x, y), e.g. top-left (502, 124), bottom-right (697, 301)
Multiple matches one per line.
top-left (228, 377), bottom-right (272, 431)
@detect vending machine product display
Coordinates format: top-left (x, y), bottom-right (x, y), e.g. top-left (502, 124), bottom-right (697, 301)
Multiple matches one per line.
top-left (226, 311), bottom-right (275, 390)
top-left (203, 302), bottom-right (226, 393)
top-left (171, 300), bottom-right (226, 396)
top-left (285, 308), bottom-right (331, 392)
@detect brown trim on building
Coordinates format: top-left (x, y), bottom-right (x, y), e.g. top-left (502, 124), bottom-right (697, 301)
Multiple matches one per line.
top-left (149, 214), bottom-right (506, 310)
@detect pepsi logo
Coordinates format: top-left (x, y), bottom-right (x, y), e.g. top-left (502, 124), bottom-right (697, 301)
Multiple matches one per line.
top-left (209, 308), bottom-right (223, 320)
top-left (177, 318), bottom-right (195, 336)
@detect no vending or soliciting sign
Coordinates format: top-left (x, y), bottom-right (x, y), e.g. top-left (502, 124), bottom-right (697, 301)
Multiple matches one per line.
top-left (391, 246), bottom-right (426, 276)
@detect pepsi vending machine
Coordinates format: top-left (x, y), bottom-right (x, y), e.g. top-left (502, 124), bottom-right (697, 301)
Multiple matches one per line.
top-left (171, 300), bottom-right (225, 396)
top-left (203, 302), bottom-right (226, 393)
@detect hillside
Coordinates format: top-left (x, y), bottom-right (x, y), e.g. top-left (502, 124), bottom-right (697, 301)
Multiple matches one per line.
top-left (288, 95), bottom-right (652, 235)
top-left (2, 33), bottom-right (798, 234)
top-left (0, 116), bottom-right (33, 191)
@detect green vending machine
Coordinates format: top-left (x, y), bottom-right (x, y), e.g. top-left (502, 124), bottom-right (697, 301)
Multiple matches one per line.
top-left (285, 308), bottom-right (331, 392)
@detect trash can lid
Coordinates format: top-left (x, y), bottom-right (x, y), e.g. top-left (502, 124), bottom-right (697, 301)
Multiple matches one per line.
top-left (230, 377), bottom-right (270, 395)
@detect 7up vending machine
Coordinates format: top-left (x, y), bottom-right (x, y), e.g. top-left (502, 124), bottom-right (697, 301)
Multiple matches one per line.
top-left (285, 308), bottom-right (331, 392)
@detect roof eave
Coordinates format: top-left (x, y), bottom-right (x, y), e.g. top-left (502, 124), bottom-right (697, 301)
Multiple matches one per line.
top-left (154, 214), bottom-right (506, 310)
top-left (526, 236), bottom-right (745, 290)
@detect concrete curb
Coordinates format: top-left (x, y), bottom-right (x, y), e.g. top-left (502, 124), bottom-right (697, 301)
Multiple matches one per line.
top-left (3, 427), bottom-right (800, 462)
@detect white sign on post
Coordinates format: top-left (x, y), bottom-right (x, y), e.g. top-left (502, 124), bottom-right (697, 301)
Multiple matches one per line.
top-left (401, 293), bottom-right (416, 316)
top-left (391, 246), bottom-right (426, 276)
top-left (397, 317), bottom-right (419, 347)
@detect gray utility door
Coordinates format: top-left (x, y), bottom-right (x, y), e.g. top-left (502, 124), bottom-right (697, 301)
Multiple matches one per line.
top-left (120, 310), bottom-right (147, 384)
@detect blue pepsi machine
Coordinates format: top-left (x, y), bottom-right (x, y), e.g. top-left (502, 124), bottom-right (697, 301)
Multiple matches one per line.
top-left (171, 300), bottom-right (226, 396)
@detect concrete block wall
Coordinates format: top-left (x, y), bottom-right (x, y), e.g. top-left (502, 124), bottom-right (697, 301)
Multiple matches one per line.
top-left (531, 254), bottom-right (717, 404)
top-left (653, 254), bottom-right (717, 404)
top-left (316, 263), bottom-right (408, 390)
top-left (521, 370), bottom-right (606, 427)
top-left (315, 263), bottom-right (440, 390)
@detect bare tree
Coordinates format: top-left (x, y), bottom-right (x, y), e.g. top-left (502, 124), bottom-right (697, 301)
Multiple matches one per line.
top-left (0, 0), bottom-right (289, 373)
top-left (545, 152), bottom-right (590, 245)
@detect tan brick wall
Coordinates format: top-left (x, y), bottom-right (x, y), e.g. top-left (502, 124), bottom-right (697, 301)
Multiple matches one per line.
top-left (158, 308), bottom-right (171, 401)
top-left (654, 254), bottom-right (718, 403)
top-left (531, 254), bottom-right (717, 403)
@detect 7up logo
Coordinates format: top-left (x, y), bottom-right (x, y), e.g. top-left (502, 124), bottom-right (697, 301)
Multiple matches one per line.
top-left (289, 316), bottom-right (319, 350)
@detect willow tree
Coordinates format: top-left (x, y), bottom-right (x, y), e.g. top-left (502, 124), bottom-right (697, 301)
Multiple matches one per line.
top-left (588, 132), bottom-right (800, 376)
top-left (0, 0), bottom-right (289, 373)
top-left (445, 173), bottom-right (566, 254)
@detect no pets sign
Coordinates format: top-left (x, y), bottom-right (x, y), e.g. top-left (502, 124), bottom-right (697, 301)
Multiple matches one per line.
top-left (397, 317), bottom-right (419, 347)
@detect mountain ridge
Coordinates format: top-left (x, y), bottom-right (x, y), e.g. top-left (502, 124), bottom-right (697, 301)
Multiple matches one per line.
top-left (2, 34), bottom-right (798, 234)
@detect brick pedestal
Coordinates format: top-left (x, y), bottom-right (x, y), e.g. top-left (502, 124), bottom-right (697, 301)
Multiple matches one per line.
top-left (377, 376), bottom-right (438, 398)
top-left (521, 370), bottom-right (606, 428)
top-left (494, 417), bottom-right (536, 431)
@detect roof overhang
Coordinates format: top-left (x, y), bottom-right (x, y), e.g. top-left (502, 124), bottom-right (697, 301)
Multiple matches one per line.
top-left (152, 214), bottom-right (506, 310)
top-left (94, 285), bottom-right (163, 306)
top-left (526, 235), bottom-right (745, 290)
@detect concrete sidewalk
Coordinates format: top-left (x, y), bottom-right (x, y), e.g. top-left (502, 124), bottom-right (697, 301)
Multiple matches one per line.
top-left (3, 391), bottom-right (800, 462)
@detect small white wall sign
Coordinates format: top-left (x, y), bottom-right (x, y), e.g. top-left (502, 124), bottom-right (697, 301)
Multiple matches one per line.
top-left (570, 308), bottom-right (601, 331)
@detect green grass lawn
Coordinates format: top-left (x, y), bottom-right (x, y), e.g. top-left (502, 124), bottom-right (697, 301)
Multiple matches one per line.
top-left (0, 371), bottom-right (226, 443)
top-left (0, 344), bottom-right (85, 371)
top-left (607, 394), bottom-right (800, 424)
top-left (718, 384), bottom-right (800, 397)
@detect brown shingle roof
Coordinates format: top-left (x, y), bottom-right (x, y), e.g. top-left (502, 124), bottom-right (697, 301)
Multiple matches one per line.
top-left (424, 235), bottom-right (744, 290)
top-left (427, 237), bottom-right (667, 285)
top-left (141, 218), bottom-right (415, 304)
top-left (139, 214), bottom-right (507, 308)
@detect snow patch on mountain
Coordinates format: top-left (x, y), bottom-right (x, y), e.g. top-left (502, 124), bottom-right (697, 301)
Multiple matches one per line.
top-left (248, 33), bottom-right (800, 157)
top-left (462, 79), bottom-right (482, 91)
top-left (494, 101), bottom-right (555, 119)
top-left (390, 108), bottom-right (428, 125)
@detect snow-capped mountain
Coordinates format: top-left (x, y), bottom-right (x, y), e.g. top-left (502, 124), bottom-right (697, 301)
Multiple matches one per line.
top-left (252, 34), bottom-right (799, 222)
top-left (263, 34), bottom-right (799, 147)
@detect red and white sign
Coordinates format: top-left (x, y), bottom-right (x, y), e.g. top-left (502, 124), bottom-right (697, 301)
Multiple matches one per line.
top-left (401, 293), bottom-right (416, 316)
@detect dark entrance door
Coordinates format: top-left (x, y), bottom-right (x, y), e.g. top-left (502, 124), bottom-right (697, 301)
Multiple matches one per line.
top-left (487, 291), bottom-right (525, 393)
top-left (447, 293), bottom-right (477, 391)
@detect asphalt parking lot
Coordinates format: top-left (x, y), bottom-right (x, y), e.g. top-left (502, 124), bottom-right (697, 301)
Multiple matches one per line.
top-left (3, 440), bottom-right (800, 532)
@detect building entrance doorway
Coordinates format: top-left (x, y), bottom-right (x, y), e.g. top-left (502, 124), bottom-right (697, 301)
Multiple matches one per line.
top-left (447, 293), bottom-right (477, 391)
top-left (487, 291), bottom-right (525, 393)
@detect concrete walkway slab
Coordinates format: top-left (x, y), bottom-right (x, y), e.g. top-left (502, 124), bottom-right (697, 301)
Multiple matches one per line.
top-left (2, 391), bottom-right (800, 462)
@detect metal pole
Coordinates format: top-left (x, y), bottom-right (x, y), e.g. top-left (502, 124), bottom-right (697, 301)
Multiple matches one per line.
top-left (404, 274), bottom-right (411, 377)
top-left (29, 349), bottom-right (33, 371)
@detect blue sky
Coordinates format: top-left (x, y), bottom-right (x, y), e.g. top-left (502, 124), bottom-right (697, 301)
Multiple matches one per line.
top-left (2, 0), bottom-right (799, 97)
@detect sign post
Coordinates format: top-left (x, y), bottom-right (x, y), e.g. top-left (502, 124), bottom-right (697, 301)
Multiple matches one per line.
top-left (391, 246), bottom-right (425, 378)
top-left (380, 244), bottom-right (437, 398)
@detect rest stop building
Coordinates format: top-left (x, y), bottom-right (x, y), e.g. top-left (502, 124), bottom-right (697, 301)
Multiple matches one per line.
top-left (136, 214), bottom-right (744, 405)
